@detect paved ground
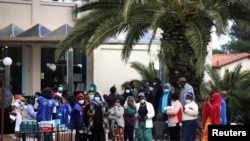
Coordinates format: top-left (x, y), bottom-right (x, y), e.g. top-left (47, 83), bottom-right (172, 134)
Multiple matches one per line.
top-left (1, 133), bottom-right (201, 141)
top-left (0, 134), bottom-right (16, 141)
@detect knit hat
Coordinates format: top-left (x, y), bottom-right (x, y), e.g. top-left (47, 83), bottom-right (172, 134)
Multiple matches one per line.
top-left (138, 92), bottom-right (145, 97)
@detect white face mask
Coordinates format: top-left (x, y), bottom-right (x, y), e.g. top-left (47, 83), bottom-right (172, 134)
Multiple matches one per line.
top-left (153, 82), bottom-right (157, 85)
top-left (78, 100), bottom-right (84, 105)
top-left (58, 87), bottom-right (63, 91)
top-left (164, 88), bottom-right (169, 92)
top-left (89, 95), bottom-right (94, 100)
top-left (149, 87), bottom-right (154, 91)
top-left (125, 89), bottom-right (130, 93)
top-left (140, 99), bottom-right (145, 104)
top-left (185, 99), bottom-right (191, 104)
top-left (94, 97), bottom-right (101, 101)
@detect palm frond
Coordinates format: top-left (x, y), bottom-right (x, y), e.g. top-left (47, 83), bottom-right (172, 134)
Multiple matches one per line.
top-left (185, 23), bottom-right (206, 76)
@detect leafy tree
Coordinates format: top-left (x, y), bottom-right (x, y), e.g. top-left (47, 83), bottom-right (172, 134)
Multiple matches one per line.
top-left (55, 0), bottom-right (250, 102)
top-left (222, 21), bottom-right (250, 53)
top-left (212, 49), bottom-right (225, 54)
top-left (201, 64), bottom-right (250, 124)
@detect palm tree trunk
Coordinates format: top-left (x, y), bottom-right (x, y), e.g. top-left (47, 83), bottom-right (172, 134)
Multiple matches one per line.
top-left (161, 24), bottom-right (211, 101)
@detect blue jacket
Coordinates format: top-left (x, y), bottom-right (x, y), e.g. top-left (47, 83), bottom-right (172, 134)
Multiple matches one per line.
top-left (220, 98), bottom-right (227, 125)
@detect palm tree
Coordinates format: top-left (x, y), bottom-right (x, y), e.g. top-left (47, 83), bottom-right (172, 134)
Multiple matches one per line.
top-left (121, 61), bottom-right (158, 89)
top-left (55, 0), bottom-right (250, 101)
top-left (202, 64), bottom-right (250, 124)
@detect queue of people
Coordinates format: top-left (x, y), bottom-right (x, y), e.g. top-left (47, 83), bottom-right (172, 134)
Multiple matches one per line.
top-left (6, 77), bottom-right (232, 141)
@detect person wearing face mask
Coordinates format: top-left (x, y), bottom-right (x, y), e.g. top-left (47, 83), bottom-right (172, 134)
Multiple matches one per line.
top-left (123, 96), bottom-right (136, 141)
top-left (86, 83), bottom-right (98, 101)
top-left (166, 93), bottom-right (183, 141)
top-left (87, 91), bottom-right (109, 141)
top-left (158, 83), bottom-right (172, 115)
top-left (75, 91), bottom-right (90, 141)
top-left (178, 77), bottom-right (194, 106)
top-left (53, 95), bottom-right (64, 123)
top-left (152, 78), bottom-right (164, 115)
top-left (57, 84), bottom-right (64, 95)
top-left (156, 83), bottom-right (172, 140)
top-left (108, 98), bottom-right (124, 141)
top-left (122, 86), bottom-right (133, 106)
top-left (60, 90), bottom-right (72, 129)
top-left (182, 92), bottom-right (198, 141)
top-left (67, 94), bottom-right (84, 141)
top-left (134, 92), bottom-right (155, 141)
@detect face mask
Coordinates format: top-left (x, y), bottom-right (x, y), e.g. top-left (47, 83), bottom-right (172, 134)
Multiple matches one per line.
top-left (58, 87), bottom-right (63, 91)
top-left (94, 97), bottom-right (101, 101)
top-left (20, 102), bottom-right (25, 106)
top-left (78, 100), bottom-right (84, 105)
top-left (149, 87), bottom-right (154, 91)
top-left (90, 87), bottom-right (94, 91)
top-left (125, 89), bottom-right (130, 93)
top-left (164, 89), bottom-right (169, 92)
top-left (178, 84), bottom-right (182, 88)
top-left (153, 82), bottom-right (157, 86)
top-left (89, 95), bottom-right (94, 100)
top-left (185, 99), bottom-right (191, 104)
top-left (56, 102), bottom-right (59, 107)
top-left (140, 99), bottom-right (145, 104)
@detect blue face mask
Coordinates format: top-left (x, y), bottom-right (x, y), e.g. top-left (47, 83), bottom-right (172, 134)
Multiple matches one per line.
top-left (20, 102), bottom-right (25, 106)
top-left (149, 87), bottom-right (154, 91)
top-left (56, 102), bottom-right (59, 107)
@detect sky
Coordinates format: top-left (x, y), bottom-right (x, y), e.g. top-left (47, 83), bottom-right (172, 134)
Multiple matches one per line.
top-left (211, 33), bottom-right (231, 50)
top-left (211, 21), bottom-right (233, 50)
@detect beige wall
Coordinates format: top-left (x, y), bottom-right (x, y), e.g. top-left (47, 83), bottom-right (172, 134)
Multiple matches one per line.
top-left (214, 58), bottom-right (250, 77)
top-left (0, 0), bottom-right (77, 94)
top-left (92, 43), bottom-right (160, 94)
top-left (0, 0), bottom-right (76, 30)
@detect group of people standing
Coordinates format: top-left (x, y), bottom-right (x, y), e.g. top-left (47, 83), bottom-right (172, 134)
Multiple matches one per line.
top-left (7, 76), bottom-right (231, 141)
top-left (103, 77), bottom-right (199, 141)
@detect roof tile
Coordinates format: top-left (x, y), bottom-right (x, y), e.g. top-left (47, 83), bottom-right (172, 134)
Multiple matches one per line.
top-left (212, 53), bottom-right (250, 67)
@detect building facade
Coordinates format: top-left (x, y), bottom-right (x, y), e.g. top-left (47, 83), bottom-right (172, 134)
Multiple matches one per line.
top-left (0, 0), bottom-right (161, 95)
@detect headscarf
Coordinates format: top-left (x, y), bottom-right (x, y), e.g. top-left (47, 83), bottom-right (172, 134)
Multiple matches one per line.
top-left (209, 92), bottom-right (222, 125)
top-left (123, 96), bottom-right (136, 109)
top-left (76, 92), bottom-right (90, 106)
top-left (89, 83), bottom-right (97, 93)
top-left (202, 92), bottom-right (222, 129)
top-left (91, 91), bottom-right (105, 105)
top-left (159, 83), bottom-right (171, 113)
top-left (86, 83), bottom-right (97, 100)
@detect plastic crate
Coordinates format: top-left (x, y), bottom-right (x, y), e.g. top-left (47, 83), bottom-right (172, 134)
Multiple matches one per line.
top-left (20, 123), bottom-right (39, 132)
